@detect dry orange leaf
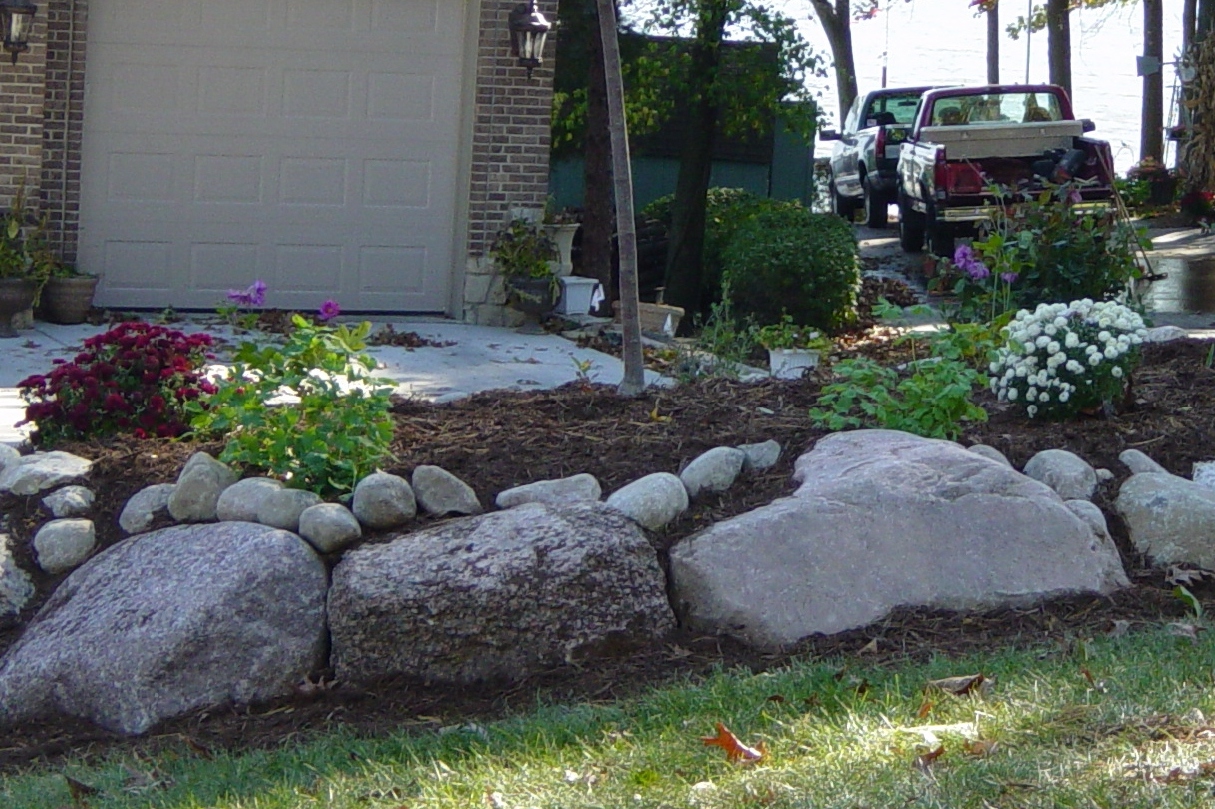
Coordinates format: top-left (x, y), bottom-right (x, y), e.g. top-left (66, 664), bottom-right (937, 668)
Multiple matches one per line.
top-left (916, 699), bottom-right (934, 719)
top-left (914, 744), bottom-right (946, 770)
top-left (926, 673), bottom-right (987, 696)
top-left (964, 739), bottom-right (999, 757)
top-left (702, 722), bottom-right (766, 763)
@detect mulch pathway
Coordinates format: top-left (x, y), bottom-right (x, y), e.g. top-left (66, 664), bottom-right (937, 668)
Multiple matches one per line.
top-left (2, 338), bottom-right (1215, 772)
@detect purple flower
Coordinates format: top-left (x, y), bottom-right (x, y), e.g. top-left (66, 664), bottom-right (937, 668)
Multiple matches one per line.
top-left (317, 299), bottom-right (341, 322)
top-left (226, 280), bottom-right (267, 307)
top-left (1000, 272), bottom-right (1018, 284)
top-left (953, 244), bottom-right (990, 280)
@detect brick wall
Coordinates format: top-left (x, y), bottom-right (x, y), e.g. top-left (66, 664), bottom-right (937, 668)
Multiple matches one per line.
top-left (41, 0), bottom-right (87, 263)
top-left (462, 0), bottom-right (557, 326)
top-left (0, 13), bottom-right (47, 211)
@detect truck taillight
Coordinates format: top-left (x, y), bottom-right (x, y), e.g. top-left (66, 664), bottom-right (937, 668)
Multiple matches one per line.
top-left (948, 164), bottom-right (984, 194)
top-left (933, 149), bottom-right (948, 199)
top-left (875, 125), bottom-right (886, 156)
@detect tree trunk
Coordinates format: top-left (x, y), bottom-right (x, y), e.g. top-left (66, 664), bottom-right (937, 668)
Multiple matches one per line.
top-left (986, 4), bottom-right (999, 85)
top-left (582, 0), bottom-right (614, 315)
top-left (595, 0), bottom-right (644, 394)
top-left (1201, 0), bottom-right (1215, 41)
top-left (1046, 0), bottom-right (1072, 101)
top-left (810, 0), bottom-right (857, 125)
top-left (1141, 0), bottom-right (1164, 163)
top-left (660, 2), bottom-right (730, 319)
top-left (1184, 0), bottom-right (1197, 51)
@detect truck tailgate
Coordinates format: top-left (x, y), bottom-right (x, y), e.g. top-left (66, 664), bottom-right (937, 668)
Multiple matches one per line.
top-left (918, 120), bottom-right (1086, 160)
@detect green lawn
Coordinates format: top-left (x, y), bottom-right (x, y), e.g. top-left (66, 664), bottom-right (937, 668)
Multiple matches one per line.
top-left (5, 621), bottom-right (1215, 808)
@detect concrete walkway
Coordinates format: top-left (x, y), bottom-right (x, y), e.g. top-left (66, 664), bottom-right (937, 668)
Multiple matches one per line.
top-left (0, 317), bottom-right (667, 447)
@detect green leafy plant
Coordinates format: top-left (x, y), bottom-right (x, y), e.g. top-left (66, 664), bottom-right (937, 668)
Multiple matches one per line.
top-left (1174, 584), bottom-right (1204, 620)
top-left (0, 181), bottom-right (55, 295)
top-left (755, 313), bottom-right (832, 352)
top-left (721, 207), bottom-right (859, 332)
top-left (188, 316), bottom-right (395, 496)
top-left (490, 219), bottom-right (559, 280)
top-left (683, 287), bottom-right (762, 380)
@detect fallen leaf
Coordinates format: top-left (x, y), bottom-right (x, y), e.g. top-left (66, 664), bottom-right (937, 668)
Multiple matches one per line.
top-left (649, 404), bottom-right (671, 423)
top-left (1167, 566), bottom-right (1213, 587)
top-left (964, 739), bottom-right (999, 757)
top-left (916, 699), bottom-right (934, 719)
top-left (1080, 668), bottom-right (1106, 693)
top-left (914, 745), bottom-right (946, 770)
top-left (1173, 585), bottom-right (1204, 618)
top-left (1167, 621), bottom-right (1207, 640)
top-left (666, 644), bottom-right (693, 660)
top-left (1107, 619), bottom-right (1131, 638)
top-left (858, 638), bottom-right (880, 654)
top-left (926, 674), bottom-right (988, 697)
top-left (65, 775), bottom-right (101, 807)
top-left (765, 694), bottom-right (786, 703)
top-left (701, 722), bottom-right (766, 763)
top-left (181, 735), bottom-right (214, 759)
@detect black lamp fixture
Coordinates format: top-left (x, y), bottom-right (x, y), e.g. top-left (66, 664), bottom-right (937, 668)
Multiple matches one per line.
top-left (0, 0), bottom-right (36, 65)
top-left (508, 0), bottom-right (552, 78)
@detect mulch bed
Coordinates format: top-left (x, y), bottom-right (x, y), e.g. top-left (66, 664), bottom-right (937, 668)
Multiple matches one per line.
top-left (2, 338), bottom-right (1215, 772)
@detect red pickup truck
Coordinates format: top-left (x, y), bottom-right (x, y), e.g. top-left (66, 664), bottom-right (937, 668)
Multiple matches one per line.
top-left (895, 84), bottom-right (1115, 257)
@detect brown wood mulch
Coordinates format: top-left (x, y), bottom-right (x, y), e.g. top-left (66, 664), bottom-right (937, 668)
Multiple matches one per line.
top-left (2, 339), bottom-right (1215, 772)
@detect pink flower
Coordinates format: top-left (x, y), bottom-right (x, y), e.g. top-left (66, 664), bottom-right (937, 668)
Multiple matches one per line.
top-left (317, 299), bottom-right (341, 322)
top-left (226, 280), bottom-right (267, 307)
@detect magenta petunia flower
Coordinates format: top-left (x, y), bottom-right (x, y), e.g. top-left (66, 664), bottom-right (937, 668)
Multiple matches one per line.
top-left (317, 299), bottom-right (341, 322)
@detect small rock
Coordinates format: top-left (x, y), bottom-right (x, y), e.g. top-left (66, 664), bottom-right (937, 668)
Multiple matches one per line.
top-left (412, 465), bottom-right (482, 516)
top-left (0, 451), bottom-right (92, 496)
top-left (119, 484), bottom-right (176, 535)
top-left (605, 472), bottom-right (689, 530)
top-left (298, 503), bottom-right (363, 553)
top-left (1144, 325), bottom-right (1189, 343)
top-left (680, 447), bottom-right (746, 499)
top-left (737, 440), bottom-right (781, 472)
top-left (256, 488), bottom-right (323, 533)
top-left (33, 519), bottom-right (96, 575)
top-left (1116, 472), bottom-right (1215, 569)
top-left (495, 473), bottom-right (602, 509)
top-left (216, 477), bottom-right (283, 522)
top-left (352, 472), bottom-right (416, 529)
top-left (1095, 468), bottom-right (1115, 483)
top-left (1120, 448), bottom-right (1167, 475)
top-left (168, 452), bottom-right (238, 522)
top-left (1023, 449), bottom-right (1097, 501)
top-left (0, 534), bottom-right (33, 618)
top-left (1193, 461), bottom-right (1215, 490)
top-left (42, 486), bottom-right (95, 518)
top-left (968, 444), bottom-right (1013, 468)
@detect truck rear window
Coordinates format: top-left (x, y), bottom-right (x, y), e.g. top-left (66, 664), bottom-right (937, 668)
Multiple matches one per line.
top-left (863, 94), bottom-right (922, 127)
top-left (929, 92), bottom-right (1063, 126)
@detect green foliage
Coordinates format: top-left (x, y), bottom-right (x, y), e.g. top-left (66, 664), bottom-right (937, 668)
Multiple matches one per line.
top-left (1174, 585), bottom-right (1204, 619)
top-left (489, 219), bottom-right (559, 280)
top-left (0, 182), bottom-right (55, 284)
top-left (721, 207), bottom-right (859, 331)
top-left (188, 317), bottom-right (395, 496)
top-left (755, 313), bottom-right (832, 351)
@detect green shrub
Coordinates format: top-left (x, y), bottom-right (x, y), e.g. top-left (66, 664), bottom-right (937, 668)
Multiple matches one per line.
top-left (187, 317), bottom-right (395, 496)
top-left (721, 208), bottom-right (859, 331)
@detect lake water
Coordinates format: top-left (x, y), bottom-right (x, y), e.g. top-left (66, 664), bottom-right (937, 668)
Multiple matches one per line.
top-left (779, 0), bottom-right (1185, 175)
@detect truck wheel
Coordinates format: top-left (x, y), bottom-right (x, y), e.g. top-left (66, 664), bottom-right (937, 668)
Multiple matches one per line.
top-left (898, 197), bottom-right (924, 253)
top-left (863, 177), bottom-right (887, 228)
top-left (830, 181), bottom-right (856, 222)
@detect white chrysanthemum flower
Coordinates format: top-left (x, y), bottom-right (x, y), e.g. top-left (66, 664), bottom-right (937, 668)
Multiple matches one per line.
top-left (1015, 365), bottom-right (1028, 377)
top-left (989, 361), bottom-right (1000, 373)
top-left (1035, 335), bottom-right (1051, 348)
top-left (1104, 346), bottom-right (1119, 359)
top-left (1039, 392), bottom-right (1050, 402)
top-left (1086, 344), bottom-right (1099, 355)
top-left (1004, 368), bottom-right (1015, 380)
top-left (1027, 404), bottom-right (1038, 417)
top-left (1064, 333), bottom-right (1080, 348)
top-left (1089, 353), bottom-right (1102, 366)
top-left (1059, 391), bottom-right (1070, 402)
top-left (1097, 330), bottom-right (1111, 343)
top-left (1044, 324), bottom-right (1057, 336)
top-left (1066, 360), bottom-right (1084, 373)
top-left (1026, 323), bottom-right (1042, 337)
top-left (1112, 366), bottom-right (1124, 378)
top-left (1007, 388), bottom-right (1018, 401)
top-left (1046, 341), bottom-right (1060, 354)
top-left (1026, 388), bottom-right (1038, 402)
top-left (990, 378), bottom-right (999, 393)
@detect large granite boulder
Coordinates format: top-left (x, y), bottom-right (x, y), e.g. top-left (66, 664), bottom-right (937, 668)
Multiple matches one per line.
top-left (0, 534), bottom-right (33, 618)
top-left (329, 501), bottom-right (674, 684)
top-left (1115, 471), bottom-right (1215, 569)
top-left (669, 430), bottom-right (1128, 649)
top-left (0, 522), bottom-right (328, 735)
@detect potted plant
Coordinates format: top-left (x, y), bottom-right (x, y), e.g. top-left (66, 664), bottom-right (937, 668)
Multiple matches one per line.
top-left (756, 314), bottom-right (832, 379)
top-left (0, 184), bottom-right (51, 337)
top-left (491, 218), bottom-right (561, 319)
top-left (541, 197), bottom-right (580, 274)
top-left (1127, 157), bottom-right (1177, 206)
top-left (39, 261), bottom-right (100, 325)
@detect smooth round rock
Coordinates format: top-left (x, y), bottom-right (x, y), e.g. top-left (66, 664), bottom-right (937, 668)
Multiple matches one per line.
top-left (216, 477), bottom-right (284, 522)
top-left (605, 472), bottom-right (689, 530)
top-left (42, 485), bottom-right (95, 518)
top-left (298, 503), bottom-right (362, 554)
top-left (351, 472), bottom-right (416, 530)
top-left (256, 488), bottom-right (323, 533)
top-left (33, 519), bottom-right (96, 575)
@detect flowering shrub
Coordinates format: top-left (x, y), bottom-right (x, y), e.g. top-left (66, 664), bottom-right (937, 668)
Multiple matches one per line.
top-left (187, 316), bottom-right (394, 495)
top-left (1179, 189), bottom-right (1215, 226)
top-left (989, 299), bottom-right (1148, 420)
top-left (18, 322), bottom-right (215, 444)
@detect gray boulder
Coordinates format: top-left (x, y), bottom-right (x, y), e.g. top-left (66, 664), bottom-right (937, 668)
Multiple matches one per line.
top-left (1120, 448), bottom-right (1167, 475)
top-left (1115, 472), bottom-right (1215, 569)
top-left (119, 484), bottom-right (176, 535)
top-left (33, 519), bottom-right (95, 574)
top-left (329, 502), bottom-right (674, 683)
top-left (167, 453), bottom-right (238, 522)
top-left (495, 473), bottom-right (601, 509)
top-left (256, 488), bottom-right (323, 533)
top-left (605, 472), bottom-right (689, 530)
top-left (412, 465), bottom-right (483, 516)
top-left (0, 444), bottom-right (19, 474)
top-left (298, 503), bottom-right (362, 553)
top-left (351, 472), bottom-right (416, 529)
top-left (669, 430), bottom-right (1128, 649)
top-left (0, 522), bottom-right (328, 735)
top-left (967, 444), bottom-right (1013, 468)
top-left (0, 534), bottom-right (33, 618)
top-left (737, 440), bottom-right (781, 472)
top-left (1023, 449), bottom-right (1097, 501)
top-left (0, 451), bottom-right (92, 496)
top-left (1144, 325), bottom-right (1189, 343)
top-left (680, 447), bottom-right (746, 499)
top-left (215, 477), bottom-right (283, 522)
top-left (1194, 461), bottom-right (1215, 490)
top-left (42, 485), bottom-right (95, 518)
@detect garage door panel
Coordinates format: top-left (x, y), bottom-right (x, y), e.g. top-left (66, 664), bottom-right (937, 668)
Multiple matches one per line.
top-left (82, 0), bottom-right (464, 312)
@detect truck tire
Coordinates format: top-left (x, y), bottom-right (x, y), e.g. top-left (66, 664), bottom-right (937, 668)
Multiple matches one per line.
top-left (898, 196), bottom-right (924, 252)
top-left (863, 176), bottom-right (887, 228)
top-left (830, 180), bottom-right (857, 222)
top-left (925, 205), bottom-right (955, 259)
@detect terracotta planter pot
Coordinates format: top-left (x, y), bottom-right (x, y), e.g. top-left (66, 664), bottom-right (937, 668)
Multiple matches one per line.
top-left (0, 278), bottom-right (38, 338)
top-left (41, 275), bottom-right (99, 325)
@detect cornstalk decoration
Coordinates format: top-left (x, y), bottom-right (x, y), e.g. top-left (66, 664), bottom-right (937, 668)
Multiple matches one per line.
top-left (1182, 34), bottom-right (1215, 191)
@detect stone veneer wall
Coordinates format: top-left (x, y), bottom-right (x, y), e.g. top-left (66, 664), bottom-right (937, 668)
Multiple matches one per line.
top-left (4, 0), bottom-right (555, 322)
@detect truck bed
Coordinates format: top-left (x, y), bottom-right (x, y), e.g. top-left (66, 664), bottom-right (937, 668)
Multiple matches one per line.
top-left (917, 120), bottom-right (1087, 160)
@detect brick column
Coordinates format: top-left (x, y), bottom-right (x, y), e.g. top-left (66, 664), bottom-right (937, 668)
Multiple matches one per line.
top-left (0, 12), bottom-right (47, 211)
top-left (462, 0), bottom-right (556, 326)
top-left (41, 0), bottom-right (87, 264)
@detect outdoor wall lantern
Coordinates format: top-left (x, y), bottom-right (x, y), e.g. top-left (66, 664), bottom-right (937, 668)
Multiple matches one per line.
top-left (509, 0), bottom-right (552, 78)
top-left (0, 0), bottom-right (36, 65)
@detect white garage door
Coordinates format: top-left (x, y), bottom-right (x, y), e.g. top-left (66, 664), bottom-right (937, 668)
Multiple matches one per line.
top-left (80, 0), bottom-right (467, 312)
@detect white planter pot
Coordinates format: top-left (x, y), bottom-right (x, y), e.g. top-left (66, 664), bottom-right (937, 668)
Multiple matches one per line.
top-left (543, 223), bottom-right (580, 275)
top-left (555, 276), bottom-right (602, 315)
top-left (768, 348), bottom-right (820, 379)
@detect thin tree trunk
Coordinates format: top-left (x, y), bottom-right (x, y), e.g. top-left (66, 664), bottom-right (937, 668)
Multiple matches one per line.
top-left (1141, 0), bottom-right (1164, 162)
top-left (595, 0), bottom-right (644, 395)
top-left (986, 4), bottom-right (1000, 84)
top-left (1046, 0), bottom-right (1072, 101)
top-left (1184, 0), bottom-right (1197, 51)
top-left (1201, 0), bottom-right (1215, 41)
top-left (810, 0), bottom-right (857, 124)
top-left (582, 0), bottom-right (614, 315)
